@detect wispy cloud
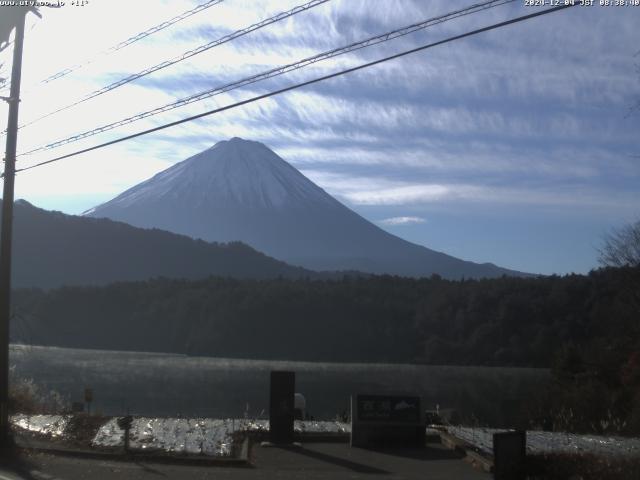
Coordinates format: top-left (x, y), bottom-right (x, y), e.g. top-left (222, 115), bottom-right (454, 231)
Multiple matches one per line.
top-left (1, 0), bottom-right (637, 274)
top-left (379, 216), bottom-right (426, 226)
top-left (302, 169), bottom-right (638, 216)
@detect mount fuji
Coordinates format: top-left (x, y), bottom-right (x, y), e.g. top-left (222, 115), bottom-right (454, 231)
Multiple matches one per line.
top-left (85, 138), bottom-right (525, 279)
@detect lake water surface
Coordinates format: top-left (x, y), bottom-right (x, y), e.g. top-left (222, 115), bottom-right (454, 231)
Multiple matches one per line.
top-left (10, 344), bottom-right (548, 425)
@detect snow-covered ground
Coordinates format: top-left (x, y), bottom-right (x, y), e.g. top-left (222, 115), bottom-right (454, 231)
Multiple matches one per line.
top-left (94, 418), bottom-right (239, 456)
top-left (12, 414), bottom-right (70, 437)
top-left (17, 415), bottom-right (638, 459)
top-left (446, 426), bottom-right (640, 458)
top-left (239, 419), bottom-right (351, 434)
top-left (93, 418), bottom-right (350, 456)
top-left (11, 415), bottom-right (349, 457)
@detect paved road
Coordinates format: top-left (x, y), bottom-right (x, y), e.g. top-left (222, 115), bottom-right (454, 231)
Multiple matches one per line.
top-left (3, 442), bottom-right (488, 479)
top-left (0, 468), bottom-right (26, 480)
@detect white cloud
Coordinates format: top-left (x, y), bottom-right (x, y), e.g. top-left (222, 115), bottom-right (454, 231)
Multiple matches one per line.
top-left (344, 184), bottom-right (453, 205)
top-left (301, 169), bottom-right (638, 215)
top-left (379, 216), bottom-right (426, 226)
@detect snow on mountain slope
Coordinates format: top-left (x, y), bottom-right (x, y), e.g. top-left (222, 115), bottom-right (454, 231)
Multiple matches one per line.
top-left (85, 138), bottom-right (526, 279)
top-left (86, 138), bottom-right (335, 212)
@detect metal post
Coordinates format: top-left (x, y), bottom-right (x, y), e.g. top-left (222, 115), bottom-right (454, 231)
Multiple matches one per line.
top-left (0, 11), bottom-right (26, 448)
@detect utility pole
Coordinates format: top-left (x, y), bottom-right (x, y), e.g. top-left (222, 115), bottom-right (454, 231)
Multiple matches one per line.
top-left (0, 9), bottom-right (26, 448)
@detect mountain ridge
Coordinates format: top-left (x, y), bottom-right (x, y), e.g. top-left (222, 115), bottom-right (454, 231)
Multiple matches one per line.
top-left (85, 137), bottom-right (529, 279)
top-left (4, 198), bottom-right (316, 289)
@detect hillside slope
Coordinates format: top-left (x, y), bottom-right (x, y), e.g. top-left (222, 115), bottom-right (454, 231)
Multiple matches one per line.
top-left (4, 199), bottom-right (312, 288)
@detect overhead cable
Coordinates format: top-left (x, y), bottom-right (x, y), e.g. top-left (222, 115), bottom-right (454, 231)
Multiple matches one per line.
top-left (0, 0), bottom-right (225, 93)
top-left (11, 0), bottom-right (330, 132)
top-left (18, 0), bottom-right (516, 156)
top-left (13, 3), bottom-right (576, 175)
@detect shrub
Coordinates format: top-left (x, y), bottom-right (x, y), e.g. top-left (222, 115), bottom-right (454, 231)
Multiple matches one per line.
top-left (8, 366), bottom-right (69, 414)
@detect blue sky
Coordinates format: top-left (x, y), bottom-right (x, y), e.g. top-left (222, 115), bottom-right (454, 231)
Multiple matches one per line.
top-left (0, 0), bottom-right (638, 275)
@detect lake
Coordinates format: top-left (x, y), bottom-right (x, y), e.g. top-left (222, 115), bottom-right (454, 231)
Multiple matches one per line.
top-left (10, 344), bottom-right (549, 425)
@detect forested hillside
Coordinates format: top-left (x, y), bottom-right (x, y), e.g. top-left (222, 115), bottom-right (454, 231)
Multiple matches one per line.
top-left (4, 199), bottom-right (315, 288)
top-left (12, 266), bottom-right (640, 432)
top-left (12, 267), bottom-right (638, 366)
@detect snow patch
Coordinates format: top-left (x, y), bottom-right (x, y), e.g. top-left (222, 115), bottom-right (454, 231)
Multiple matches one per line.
top-left (12, 414), bottom-right (70, 437)
top-left (89, 138), bottom-right (337, 213)
top-left (446, 426), bottom-right (640, 458)
top-left (93, 417), bottom-right (238, 456)
top-left (91, 417), bottom-right (350, 456)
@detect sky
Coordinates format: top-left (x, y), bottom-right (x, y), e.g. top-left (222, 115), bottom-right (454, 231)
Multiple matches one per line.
top-left (0, 0), bottom-right (638, 275)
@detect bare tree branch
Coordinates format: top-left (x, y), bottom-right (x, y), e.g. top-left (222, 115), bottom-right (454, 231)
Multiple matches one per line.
top-left (599, 219), bottom-right (640, 268)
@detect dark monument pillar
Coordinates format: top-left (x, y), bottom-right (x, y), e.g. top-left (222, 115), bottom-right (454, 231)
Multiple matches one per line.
top-left (493, 430), bottom-right (526, 480)
top-left (269, 371), bottom-right (295, 444)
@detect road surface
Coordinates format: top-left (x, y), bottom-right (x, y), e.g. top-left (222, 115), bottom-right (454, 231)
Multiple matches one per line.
top-left (2, 442), bottom-right (488, 479)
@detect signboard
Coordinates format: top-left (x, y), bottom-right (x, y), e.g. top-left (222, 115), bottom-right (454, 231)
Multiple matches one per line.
top-left (351, 394), bottom-right (425, 448)
top-left (356, 395), bottom-right (420, 423)
top-left (269, 371), bottom-right (295, 444)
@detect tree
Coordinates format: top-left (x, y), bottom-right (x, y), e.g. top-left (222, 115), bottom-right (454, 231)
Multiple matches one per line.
top-left (599, 220), bottom-right (640, 317)
top-left (599, 219), bottom-right (640, 268)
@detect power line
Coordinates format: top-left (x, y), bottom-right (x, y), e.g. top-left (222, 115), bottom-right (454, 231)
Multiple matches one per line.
top-left (89, 0), bottom-right (225, 55)
top-left (14, 3), bottom-right (576, 176)
top-left (13, 0), bottom-right (507, 137)
top-left (18, 0), bottom-right (516, 157)
top-left (11, 0), bottom-right (330, 132)
top-left (0, 0), bottom-right (225, 93)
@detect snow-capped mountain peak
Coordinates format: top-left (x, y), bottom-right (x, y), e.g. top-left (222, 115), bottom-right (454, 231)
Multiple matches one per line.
top-left (97, 138), bottom-right (334, 212)
top-left (85, 138), bottom-right (525, 279)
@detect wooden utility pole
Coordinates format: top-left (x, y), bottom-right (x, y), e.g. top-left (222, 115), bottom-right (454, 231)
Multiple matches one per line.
top-left (0, 9), bottom-right (26, 448)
